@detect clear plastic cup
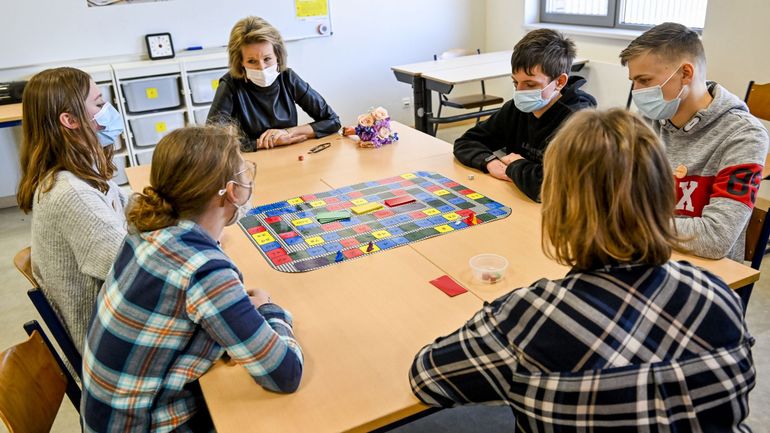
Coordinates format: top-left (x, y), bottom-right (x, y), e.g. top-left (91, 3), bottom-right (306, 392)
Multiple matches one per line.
top-left (469, 254), bottom-right (508, 284)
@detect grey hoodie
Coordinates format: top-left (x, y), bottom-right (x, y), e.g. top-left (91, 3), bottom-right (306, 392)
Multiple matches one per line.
top-left (653, 82), bottom-right (769, 261)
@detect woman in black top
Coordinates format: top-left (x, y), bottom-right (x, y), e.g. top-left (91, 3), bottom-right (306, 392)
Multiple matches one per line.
top-left (208, 16), bottom-right (341, 152)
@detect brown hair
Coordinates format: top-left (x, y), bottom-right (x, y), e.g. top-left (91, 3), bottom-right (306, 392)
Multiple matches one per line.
top-left (227, 16), bottom-right (287, 80)
top-left (511, 29), bottom-right (576, 80)
top-left (127, 125), bottom-right (243, 232)
top-left (541, 108), bottom-right (683, 270)
top-left (619, 22), bottom-right (706, 70)
top-left (17, 67), bottom-right (115, 213)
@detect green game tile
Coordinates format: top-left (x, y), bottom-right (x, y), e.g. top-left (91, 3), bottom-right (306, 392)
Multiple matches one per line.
top-left (477, 213), bottom-right (496, 222)
top-left (355, 234), bottom-right (375, 243)
top-left (378, 191), bottom-right (395, 199)
top-left (398, 222), bottom-right (420, 232)
top-left (337, 228), bottom-right (356, 237)
top-left (289, 251), bottom-right (310, 260)
top-left (456, 202), bottom-right (476, 209)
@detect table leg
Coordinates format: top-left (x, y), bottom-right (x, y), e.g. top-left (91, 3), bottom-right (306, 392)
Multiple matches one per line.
top-left (412, 76), bottom-right (432, 135)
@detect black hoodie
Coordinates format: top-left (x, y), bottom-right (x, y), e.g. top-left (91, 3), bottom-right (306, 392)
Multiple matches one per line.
top-left (453, 76), bottom-right (597, 201)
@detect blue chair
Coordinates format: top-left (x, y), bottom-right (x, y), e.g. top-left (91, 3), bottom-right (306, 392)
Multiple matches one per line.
top-left (13, 247), bottom-right (83, 380)
top-left (738, 205), bottom-right (770, 312)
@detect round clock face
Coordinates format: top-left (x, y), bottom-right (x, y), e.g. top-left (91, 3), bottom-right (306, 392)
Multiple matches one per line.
top-left (147, 34), bottom-right (174, 59)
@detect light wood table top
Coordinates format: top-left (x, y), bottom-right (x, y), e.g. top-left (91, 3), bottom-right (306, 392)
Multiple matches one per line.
top-left (125, 122), bottom-right (760, 432)
top-left (0, 103), bottom-right (22, 124)
top-left (391, 50), bottom-right (512, 77)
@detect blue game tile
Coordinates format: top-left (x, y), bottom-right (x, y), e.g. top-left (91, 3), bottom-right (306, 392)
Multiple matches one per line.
top-left (321, 232), bottom-right (341, 241)
top-left (379, 217), bottom-right (399, 227)
top-left (338, 186), bottom-right (354, 193)
top-left (452, 221), bottom-right (469, 229)
top-left (488, 208), bottom-right (508, 217)
top-left (428, 215), bottom-right (448, 225)
top-left (449, 197), bottom-right (467, 205)
top-left (338, 194), bottom-right (351, 201)
top-left (415, 193), bottom-right (432, 201)
top-left (323, 242), bottom-right (343, 253)
top-left (486, 201), bottom-right (503, 209)
top-left (306, 246), bottom-right (328, 256)
top-left (391, 236), bottom-right (409, 245)
top-left (437, 205), bottom-right (454, 213)
top-left (285, 236), bottom-right (305, 246)
top-left (366, 181), bottom-right (380, 187)
top-left (415, 219), bottom-right (433, 228)
top-left (260, 242), bottom-right (281, 252)
top-left (295, 211), bottom-right (311, 218)
top-left (388, 183), bottom-right (401, 190)
top-left (394, 215), bottom-right (412, 223)
top-left (416, 171), bottom-right (431, 177)
top-left (265, 208), bottom-right (291, 217)
top-left (376, 239), bottom-right (398, 249)
top-left (388, 227), bottom-right (405, 236)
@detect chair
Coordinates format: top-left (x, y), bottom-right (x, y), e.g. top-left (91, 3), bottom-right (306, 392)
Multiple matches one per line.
top-left (13, 247), bottom-right (83, 381)
top-left (0, 322), bottom-right (80, 433)
top-left (432, 48), bottom-right (504, 134)
top-left (743, 81), bottom-right (770, 178)
top-left (738, 204), bottom-right (770, 311)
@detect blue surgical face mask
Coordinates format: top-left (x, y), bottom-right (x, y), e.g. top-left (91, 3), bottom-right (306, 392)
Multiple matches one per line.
top-left (92, 103), bottom-right (124, 146)
top-left (631, 67), bottom-right (686, 120)
top-left (513, 80), bottom-right (557, 113)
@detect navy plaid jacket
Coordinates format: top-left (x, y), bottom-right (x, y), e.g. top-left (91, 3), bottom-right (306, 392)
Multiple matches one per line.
top-left (410, 261), bottom-right (755, 432)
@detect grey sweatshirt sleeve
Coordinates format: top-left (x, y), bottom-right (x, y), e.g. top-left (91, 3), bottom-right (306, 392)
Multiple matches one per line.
top-left (55, 185), bottom-right (128, 281)
top-left (675, 124), bottom-right (769, 260)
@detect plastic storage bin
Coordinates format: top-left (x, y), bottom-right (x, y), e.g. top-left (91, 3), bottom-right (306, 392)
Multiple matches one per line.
top-left (188, 69), bottom-right (226, 104)
top-left (112, 155), bottom-right (128, 185)
top-left (193, 107), bottom-right (210, 125)
top-left (136, 149), bottom-right (154, 166)
top-left (122, 75), bottom-right (181, 113)
top-left (129, 112), bottom-right (185, 147)
top-left (99, 83), bottom-right (114, 105)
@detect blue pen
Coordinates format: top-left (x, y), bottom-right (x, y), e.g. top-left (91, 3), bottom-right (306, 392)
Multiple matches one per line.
top-left (186, 46), bottom-right (203, 51)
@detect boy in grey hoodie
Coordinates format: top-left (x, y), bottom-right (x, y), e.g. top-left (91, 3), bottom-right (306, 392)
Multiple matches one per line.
top-left (621, 22), bottom-right (768, 262)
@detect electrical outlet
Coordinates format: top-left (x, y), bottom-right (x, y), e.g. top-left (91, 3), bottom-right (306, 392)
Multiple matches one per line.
top-left (401, 97), bottom-right (411, 108)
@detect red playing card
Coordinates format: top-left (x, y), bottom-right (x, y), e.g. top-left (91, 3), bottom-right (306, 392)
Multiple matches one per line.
top-left (264, 216), bottom-right (282, 224)
top-left (384, 196), bottom-right (416, 207)
top-left (429, 275), bottom-right (468, 297)
top-left (373, 209), bottom-right (395, 218)
top-left (247, 226), bottom-right (266, 234)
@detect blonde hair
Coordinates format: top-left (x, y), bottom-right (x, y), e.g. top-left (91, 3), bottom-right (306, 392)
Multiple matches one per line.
top-left (227, 16), bottom-right (287, 80)
top-left (127, 125), bottom-right (243, 232)
top-left (17, 67), bottom-right (115, 213)
top-left (541, 108), bottom-right (682, 270)
top-left (619, 22), bottom-right (706, 73)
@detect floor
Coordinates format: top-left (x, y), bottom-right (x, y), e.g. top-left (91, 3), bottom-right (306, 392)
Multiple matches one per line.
top-left (1, 125), bottom-right (768, 432)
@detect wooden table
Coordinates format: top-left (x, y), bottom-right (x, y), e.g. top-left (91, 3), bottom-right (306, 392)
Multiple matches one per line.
top-left (126, 122), bottom-right (760, 432)
top-left (0, 103), bottom-right (22, 128)
top-left (391, 51), bottom-right (587, 135)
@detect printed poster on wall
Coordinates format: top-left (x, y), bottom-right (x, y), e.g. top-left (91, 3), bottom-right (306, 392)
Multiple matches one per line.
top-left (88, 0), bottom-right (172, 7)
top-left (295, 0), bottom-right (329, 19)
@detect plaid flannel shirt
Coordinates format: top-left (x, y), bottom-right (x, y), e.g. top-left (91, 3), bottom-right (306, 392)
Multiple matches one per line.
top-left (410, 261), bottom-right (755, 432)
top-left (82, 220), bottom-right (303, 433)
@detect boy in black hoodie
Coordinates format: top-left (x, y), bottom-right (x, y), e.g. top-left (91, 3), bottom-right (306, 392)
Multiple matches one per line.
top-left (453, 29), bottom-right (597, 201)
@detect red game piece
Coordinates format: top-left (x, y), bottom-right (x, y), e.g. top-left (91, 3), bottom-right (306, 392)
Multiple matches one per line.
top-left (366, 241), bottom-right (374, 252)
top-left (298, 155), bottom-right (304, 161)
top-left (384, 196), bottom-right (416, 207)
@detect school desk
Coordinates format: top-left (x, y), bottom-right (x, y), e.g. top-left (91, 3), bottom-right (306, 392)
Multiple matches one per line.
top-left (391, 51), bottom-right (588, 135)
top-left (0, 103), bottom-right (22, 128)
top-left (125, 121), bottom-right (759, 432)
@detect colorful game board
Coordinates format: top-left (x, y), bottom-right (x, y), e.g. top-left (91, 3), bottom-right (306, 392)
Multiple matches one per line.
top-left (238, 171), bottom-right (512, 272)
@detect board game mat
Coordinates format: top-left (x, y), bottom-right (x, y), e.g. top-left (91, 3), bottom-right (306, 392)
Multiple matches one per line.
top-left (238, 171), bottom-right (512, 272)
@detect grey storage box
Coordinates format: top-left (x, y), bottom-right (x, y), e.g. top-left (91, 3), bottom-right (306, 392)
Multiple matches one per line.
top-left (193, 107), bottom-right (210, 125)
top-left (129, 112), bottom-right (185, 147)
top-left (98, 83), bottom-right (114, 105)
top-left (136, 149), bottom-right (154, 166)
top-left (122, 75), bottom-right (181, 113)
top-left (188, 69), bottom-right (226, 105)
top-left (112, 154), bottom-right (128, 185)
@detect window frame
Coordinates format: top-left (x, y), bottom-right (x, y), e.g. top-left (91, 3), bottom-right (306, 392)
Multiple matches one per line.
top-left (540, 0), bottom-right (705, 32)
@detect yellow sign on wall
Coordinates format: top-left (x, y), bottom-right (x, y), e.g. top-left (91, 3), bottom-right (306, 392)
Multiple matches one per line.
top-left (295, 0), bottom-right (328, 18)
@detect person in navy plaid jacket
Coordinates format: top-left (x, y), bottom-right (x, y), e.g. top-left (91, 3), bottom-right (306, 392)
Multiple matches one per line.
top-left (410, 108), bottom-right (755, 432)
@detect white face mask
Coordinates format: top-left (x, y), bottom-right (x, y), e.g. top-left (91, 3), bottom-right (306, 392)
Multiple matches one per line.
top-left (219, 180), bottom-right (253, 226)
top-left (631, 67), bottom-right (686, 120)
top-left (513, 80), bottom-right (557, 113)
top-left (246, 64), bottom-right (280, 87)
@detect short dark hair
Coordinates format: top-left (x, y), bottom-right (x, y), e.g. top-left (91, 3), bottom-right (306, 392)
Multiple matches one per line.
top-left (619, 22), bottom-right (705, 68)
top-left (511, 29), bottom-right (576, 79)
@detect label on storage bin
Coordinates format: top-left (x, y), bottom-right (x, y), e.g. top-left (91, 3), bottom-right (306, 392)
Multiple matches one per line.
top-left (155, 122), bottom-right (167, 133)
top-left (146, 87), bottom-right (159, 99)
top-left (211, 79), bottom-right (219, 90)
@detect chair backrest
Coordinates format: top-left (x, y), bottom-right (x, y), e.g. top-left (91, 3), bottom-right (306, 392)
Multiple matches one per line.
top-left (13, 247), bottom-right (37, 287)
top-left (433, 48), bottom-right (478, 61)
top-left (0, 328), bottom-right (67, 433)
top-left (13, 247), bottom-right (83, 381)
top-left (744, 81), bottom-right (770, 122)
top-left (744, 205), bottom-right (770, 269)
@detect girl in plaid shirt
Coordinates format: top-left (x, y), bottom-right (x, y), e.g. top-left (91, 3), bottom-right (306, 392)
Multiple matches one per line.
top-left (81, 125), bottom-right (303, 432)
top-left (410, 109), bottom-right (755, 432)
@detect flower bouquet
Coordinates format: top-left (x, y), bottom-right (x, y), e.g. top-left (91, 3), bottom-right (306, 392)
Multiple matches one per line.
top-left (342, 106), bottom-right (399, 148)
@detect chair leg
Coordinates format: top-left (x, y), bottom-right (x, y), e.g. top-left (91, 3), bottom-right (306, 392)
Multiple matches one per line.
top-left (434, 103), bottom-right (443, 136)
top-left (736, 283), bottom-right (754, 317)
top-left (476, 106), bottom-right (484, 124)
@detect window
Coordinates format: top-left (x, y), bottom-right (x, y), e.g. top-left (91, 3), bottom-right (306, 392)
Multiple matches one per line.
top-left (540, 0), bottom-right (708, 30)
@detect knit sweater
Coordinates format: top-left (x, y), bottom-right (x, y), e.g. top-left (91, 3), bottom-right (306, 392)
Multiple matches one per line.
top-left (30, 171), bottom-right (128, 353)
top-left (653, 82), bottom-right (769, 261)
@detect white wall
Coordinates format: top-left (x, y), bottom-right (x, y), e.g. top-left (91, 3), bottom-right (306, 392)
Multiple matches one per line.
top-left (0, 0), bottom-right (486, 202)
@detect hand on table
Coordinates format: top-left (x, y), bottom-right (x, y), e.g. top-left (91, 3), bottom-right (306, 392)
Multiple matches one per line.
top-left (486, 159), bottom-right (512, 182)
top-left (499, 153), bottom-right (523, 165)
top-left (257, 129), bottom-right (308, 149)
top-left (246, 288), bottom-right (273, 307)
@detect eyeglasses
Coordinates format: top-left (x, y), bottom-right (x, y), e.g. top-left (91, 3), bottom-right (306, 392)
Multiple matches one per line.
top-left (308, 142), bottom-right (331, 154)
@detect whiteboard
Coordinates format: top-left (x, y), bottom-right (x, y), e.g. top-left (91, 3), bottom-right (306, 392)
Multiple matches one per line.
top-left (0, 0), bottom-right (332, 70)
